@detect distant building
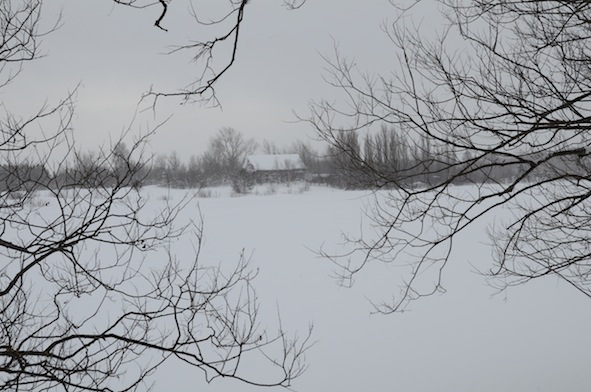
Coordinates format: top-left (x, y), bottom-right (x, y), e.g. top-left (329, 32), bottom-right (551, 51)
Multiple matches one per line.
top-left (243, 154), bottom-right (306, 182)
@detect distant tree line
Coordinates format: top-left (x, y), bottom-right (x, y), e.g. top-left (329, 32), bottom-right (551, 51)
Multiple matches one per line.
top-left (140, 125), bottom-right (538, 190)
top-left (0, 141), bottom-right (145, 194)
top-left (317, 124), bottom-right (525, 189)
top-left (0, 125), bottom-right (573, 193)
top-left (332, 124), bottom-right (589, 190)
top-left (142, 127), bottom-right (332, 189)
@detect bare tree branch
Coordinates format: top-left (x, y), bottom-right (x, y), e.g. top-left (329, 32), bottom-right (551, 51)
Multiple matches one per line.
top-left (0, 1), bottom-right (311, 390)
top-left (306, 0), bottom-right (591, 313)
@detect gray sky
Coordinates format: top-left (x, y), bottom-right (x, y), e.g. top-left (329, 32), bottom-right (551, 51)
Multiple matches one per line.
top-left (5, 0), bottom-right (402, 160)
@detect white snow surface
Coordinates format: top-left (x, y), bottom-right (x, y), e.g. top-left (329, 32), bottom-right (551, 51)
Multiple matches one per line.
top-left (34, 184), bottom-right (591, 391)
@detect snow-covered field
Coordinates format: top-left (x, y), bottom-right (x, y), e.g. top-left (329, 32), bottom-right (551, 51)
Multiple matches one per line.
top-left (20, 183), bottom-right (590, 391)
top-left (139, 183), bottom-right (591, 392)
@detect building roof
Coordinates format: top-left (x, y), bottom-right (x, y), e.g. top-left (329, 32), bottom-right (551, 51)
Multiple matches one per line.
top-left (243, 154), bottom-right (306, 171)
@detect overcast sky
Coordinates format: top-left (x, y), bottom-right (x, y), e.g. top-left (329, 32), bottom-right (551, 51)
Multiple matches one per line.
top-left (4, 0), bottom-right (410, 160)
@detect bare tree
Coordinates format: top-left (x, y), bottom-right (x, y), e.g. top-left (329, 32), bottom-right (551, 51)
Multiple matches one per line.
top-left (261, 140), bottom-right (280, 155)
top-left (0, 1), bottom-right (310, 391)
top-left (305, 0), bottom-right (591, 312)
top-left (202, 127), bottom-right (258, 181)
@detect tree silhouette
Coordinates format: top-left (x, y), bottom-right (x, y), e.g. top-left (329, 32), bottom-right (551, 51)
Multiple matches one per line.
top-left (306, 0), bottom-right (591, 312)
top-left (0, 1), bottom-right (310, 390)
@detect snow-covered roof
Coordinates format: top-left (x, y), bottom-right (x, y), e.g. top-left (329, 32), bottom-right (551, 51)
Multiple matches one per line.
top-left (243, 154), bottom-right (306, 171)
